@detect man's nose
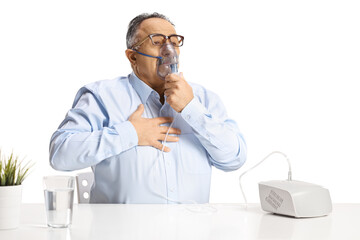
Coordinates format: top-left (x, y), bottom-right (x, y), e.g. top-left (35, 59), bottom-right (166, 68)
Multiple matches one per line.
top-left (160, 43), bottom-right (174, 56)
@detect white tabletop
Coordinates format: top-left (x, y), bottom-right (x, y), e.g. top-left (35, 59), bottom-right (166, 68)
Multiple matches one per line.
top-left (0, 203), bottom-right (359, 240)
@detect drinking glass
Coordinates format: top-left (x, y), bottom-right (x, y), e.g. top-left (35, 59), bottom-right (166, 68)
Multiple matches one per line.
top-left (43, 176), bottom-right (75, 228)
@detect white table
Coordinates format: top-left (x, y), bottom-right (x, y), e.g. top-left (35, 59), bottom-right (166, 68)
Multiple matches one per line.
top-left (0, 203), bottom-right (359, 240)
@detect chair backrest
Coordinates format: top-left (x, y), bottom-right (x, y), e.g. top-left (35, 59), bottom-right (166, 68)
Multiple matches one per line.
top-left (76, 172), bottom-right (94, 204)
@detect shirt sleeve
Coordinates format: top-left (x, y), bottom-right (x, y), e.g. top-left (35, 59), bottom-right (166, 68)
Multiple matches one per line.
top-left (180, 90), bottom-right (247, 172)
top-left (49, 87), bottom-right (138, 171)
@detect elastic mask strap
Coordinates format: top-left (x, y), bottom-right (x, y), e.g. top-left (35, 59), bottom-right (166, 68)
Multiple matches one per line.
top-left (133, 50), bottom-right (162, 59)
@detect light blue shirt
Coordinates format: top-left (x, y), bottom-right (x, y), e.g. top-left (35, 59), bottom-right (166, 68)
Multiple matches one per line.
top-left (49, 72), bottom-right (247, 203)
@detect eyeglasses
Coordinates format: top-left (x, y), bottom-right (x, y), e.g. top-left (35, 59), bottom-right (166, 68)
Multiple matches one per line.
top-left (131, 34), bottom-right (184, 49)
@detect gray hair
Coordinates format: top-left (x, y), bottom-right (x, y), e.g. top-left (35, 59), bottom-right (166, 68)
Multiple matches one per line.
top-left (126, 12), bottom-right (175, 49)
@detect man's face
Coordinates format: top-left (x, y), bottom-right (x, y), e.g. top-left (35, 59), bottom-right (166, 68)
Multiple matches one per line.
top-left (128, 18), bottom-right (180, 89)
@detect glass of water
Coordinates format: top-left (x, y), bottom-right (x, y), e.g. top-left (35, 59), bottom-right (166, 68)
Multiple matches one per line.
top-left (43, 176), bottom-right (75, 228)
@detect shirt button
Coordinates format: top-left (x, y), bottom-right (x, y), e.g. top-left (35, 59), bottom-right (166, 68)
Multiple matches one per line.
top-left (185, 115), bottom-right (191, 120)
top-left (169, 188), bottom-right (174, 192)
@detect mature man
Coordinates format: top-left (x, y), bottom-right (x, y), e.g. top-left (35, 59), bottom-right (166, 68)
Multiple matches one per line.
top-left (49, 13), bottom-right (247, 203)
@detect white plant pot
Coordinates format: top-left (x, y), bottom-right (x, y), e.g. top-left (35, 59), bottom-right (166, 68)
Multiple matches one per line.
top-left (0, 185), bottom-right (22, 230)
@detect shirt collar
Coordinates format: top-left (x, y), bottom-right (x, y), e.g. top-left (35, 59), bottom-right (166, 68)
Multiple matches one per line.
top-left (129, 72), bottom-right (156, 104)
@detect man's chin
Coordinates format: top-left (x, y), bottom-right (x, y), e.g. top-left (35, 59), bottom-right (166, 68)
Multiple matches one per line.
top-left (156, 75), bottom-right (166, 81)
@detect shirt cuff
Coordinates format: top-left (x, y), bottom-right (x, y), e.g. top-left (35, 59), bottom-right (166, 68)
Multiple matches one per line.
top-left (113, 121), bottom-right (138, 150)
top-left (180, 97), bottom-right (208, 125)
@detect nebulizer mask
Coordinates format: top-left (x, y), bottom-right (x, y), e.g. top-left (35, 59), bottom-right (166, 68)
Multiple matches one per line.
top-left (156, 42), bottom-right (179, 78)
top-left (133, 42), bottom-right (179, 78)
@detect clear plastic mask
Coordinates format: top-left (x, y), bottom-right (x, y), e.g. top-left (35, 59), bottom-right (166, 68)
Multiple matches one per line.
top-left (157, 43), bottom-right (179, 79)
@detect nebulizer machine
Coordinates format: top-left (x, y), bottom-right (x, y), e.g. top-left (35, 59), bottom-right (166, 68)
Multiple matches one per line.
top-left (239, 151), bottom-right (332, 218)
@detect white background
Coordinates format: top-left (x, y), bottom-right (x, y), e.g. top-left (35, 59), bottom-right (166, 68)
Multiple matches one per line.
top-left (0, 0), bottom-right (359, 203)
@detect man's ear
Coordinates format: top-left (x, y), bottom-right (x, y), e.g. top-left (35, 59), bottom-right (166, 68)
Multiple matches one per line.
top-left (125, 49), bottom-right (137, 65)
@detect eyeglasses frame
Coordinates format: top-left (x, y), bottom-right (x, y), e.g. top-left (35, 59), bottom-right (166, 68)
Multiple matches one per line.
top-left (131, 33), bottom-right (184, 49)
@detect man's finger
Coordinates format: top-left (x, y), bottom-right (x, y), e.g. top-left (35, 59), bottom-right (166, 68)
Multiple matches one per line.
top-left (155, 117), bottom-right (174, 124)
top-left (159, 126), bottom-right (181, 135)
top-left (159, 135), bottom-right (179, 142)
top-left (164, 81), bottom-right (178, 90)
top-left (164, 89), bottom-right (176, 97)
top-left (165, 73), bottom-right (180, 82)
top-left (153, 141), bottom-right (170, 152)
top-left (131, 104), bottom-right (144, 118)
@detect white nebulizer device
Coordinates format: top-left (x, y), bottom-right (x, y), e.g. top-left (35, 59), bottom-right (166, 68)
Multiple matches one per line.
top-left (239, 151), bottom-right (332, 218)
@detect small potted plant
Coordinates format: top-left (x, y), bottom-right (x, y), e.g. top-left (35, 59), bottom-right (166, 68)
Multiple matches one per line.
top-left (0, 150), bottom-right (33, 230)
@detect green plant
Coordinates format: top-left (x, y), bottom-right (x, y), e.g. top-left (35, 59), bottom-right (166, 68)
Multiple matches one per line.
top-left (0, 151), bottom-right (33, 186)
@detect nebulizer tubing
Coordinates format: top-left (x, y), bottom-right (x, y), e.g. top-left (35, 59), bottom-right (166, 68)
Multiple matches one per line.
top-left (156, 113), bottom-right (217, 214)
top-left (145, 113), bottom-right (217, 213)
top-left (238, 151), bottom-right (292, 208)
